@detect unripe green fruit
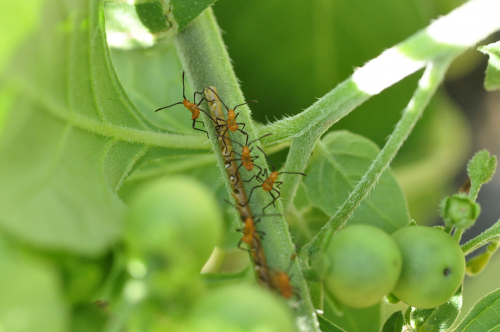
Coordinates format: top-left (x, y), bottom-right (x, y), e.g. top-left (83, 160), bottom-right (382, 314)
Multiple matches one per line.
top-left (321, 224), bottom-right (402, 308)
top-left (126, 176), bottom-right (223, 270)
top-left (190, 284), bottom-right (295, 332)
top-left (391, 226), bottom-right (465, 309)
top-left (0, 252), bottom-right (68, 332)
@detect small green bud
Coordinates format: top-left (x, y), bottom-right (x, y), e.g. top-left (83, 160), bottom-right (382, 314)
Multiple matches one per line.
top-left (386, 293), bottom-right (400, 304)
top-left (407, 220), bottom-right (417, 227)
top-left (441, 194), bottom-right (481, 229)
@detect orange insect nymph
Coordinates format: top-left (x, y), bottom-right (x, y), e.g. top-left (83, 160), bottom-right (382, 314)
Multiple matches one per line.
top-left (219, 133), bottom-right (272, 186)
top-left (273, 272), bottom-right (293, 299)
top-left (245, 147), bottom-right (307, 213)
top-left (226, 109), bottom-right (239, 132)
top-left (236, 215), bottom-right (266, 250)
top-left (183, 99), bottom-right (201, 120)
top-left (271, 254), bottom-right (299, 299)
top-left (206, 87), bottom-right (256, 142)
top-left (242, 217), bottom-right (256, 244)
top-left (155, 72), bottom-right (216, 138)
top-left (262, 171), bottom-right (279, 192)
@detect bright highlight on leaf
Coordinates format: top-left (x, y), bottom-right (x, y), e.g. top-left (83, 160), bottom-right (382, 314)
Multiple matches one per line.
top-left (352, 48), bottom-right (424, 95)
top-left (426, 0), bottom-right (500, 47)
top-left (105, 2), bottom-right (156, 49)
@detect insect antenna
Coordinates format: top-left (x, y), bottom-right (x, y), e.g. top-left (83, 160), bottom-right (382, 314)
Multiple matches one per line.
top-left (247, 133), bottom-right (273, 147)
top-left (155, 71), bottom-right (188, 112)
top-left (278, 171), bottom-right (307, 176)
top-left (233, 99), bottom-right (258, 112)
top-left (154, 102), bottom-right (183, 112)
top-left (257, 146), bottom-right (306, 177)
top-left (182, 71), bottom-right (187, 101)
top-left (206, 86), bottom-right (230, 112)
top-left (257, 146), bottom-right (276, 172)
top-left (216, 134), bottom-right (244, 149)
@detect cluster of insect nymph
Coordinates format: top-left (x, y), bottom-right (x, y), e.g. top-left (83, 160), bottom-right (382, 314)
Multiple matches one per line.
top-left (155, 72), bottom-right (306, 300)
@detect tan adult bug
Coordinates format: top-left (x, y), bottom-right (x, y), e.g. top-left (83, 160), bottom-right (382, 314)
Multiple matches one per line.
top-left (205, 87), bottom-right (256, 142)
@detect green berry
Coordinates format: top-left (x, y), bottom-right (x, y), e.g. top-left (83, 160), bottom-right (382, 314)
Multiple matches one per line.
top-left (190, 284), bottom-right (295, 332)
top-left (391, 225), bottom-right (465, 309)
top-left (0, 252), bottom-right (68, 332)
top-left (321, 224), bottom-right (402, 308)
top-left (126, 176), bottom-right (223, 270)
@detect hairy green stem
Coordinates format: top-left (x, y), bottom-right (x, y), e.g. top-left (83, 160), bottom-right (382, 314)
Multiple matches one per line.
top-left (260, 0), bottom-right (500, 146)
top-left (12, 76), bottom-right (210, 150)
top-left (280, 121), bottom-right (326, 211)
top-left (462, 220), bottom-right (500, 255)
top-left (302, 56), bottom-right (455, 261)
top-left (454, 229), bottom-right (465, 242)
top-left (174, 8), bottom-right (320, 332)
top-left (275, 0), bottom-right (500, 207)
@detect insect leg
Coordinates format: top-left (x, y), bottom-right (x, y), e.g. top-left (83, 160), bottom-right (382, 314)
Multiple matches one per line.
top-left (192, 120), bottom-right (209, 138)
top-left (244, 185), bottom-right (261, 205)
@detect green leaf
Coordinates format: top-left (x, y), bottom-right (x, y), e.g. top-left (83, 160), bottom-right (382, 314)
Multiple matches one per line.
top-left (410, 285), bottom-right (462, 332)
top-left (466, 250), bottom-right (494, 277)
top-left (0, 251), bottom-right (69, 332)
top-left (467, 150), bottom-right (497, 201)
top-left (466, 238), bottom-right (500, 276)
top-left (0, 0), bottom-right (44, 73)
top-left (171, 0), bottom-right (217, 31)
top-left (381, 311), bottom-right (404, 332)
top-left (0, 0), bottom-right (207, 255)
top-left (318, 315), bottom-right (346, 332)
top-left (109, 44), bottom-right (194, 134)
top-left (454, 287), bottom-right (500, 332)
top-left (478, 41), bottom-right (500, 91)
top-left (304, 131), bottom-right (409, 234)
top-left (71, 305), bottom-right (108, 332)
top-left (323, 296), bottom-right (380, 332)
top-left (135, 1), bottom-right (170, 34)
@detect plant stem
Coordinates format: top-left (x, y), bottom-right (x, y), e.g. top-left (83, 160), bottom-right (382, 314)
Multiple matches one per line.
top-left (174, 8), bottom-right (320, 332)
top-left (454, 229), bottom-right (465, 242)
top-left (462, 219), bottom-right (500, 255)
top-left (271, 0), bottom-right (500, 207)
top-left (259, 0), bottom-right (500, 146)
top-left (301, 56), bottom-right (455, 261)
top-left (280, 121), bottom-right (325, 211)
